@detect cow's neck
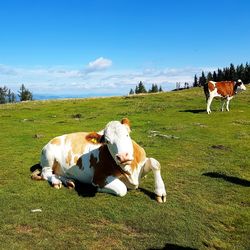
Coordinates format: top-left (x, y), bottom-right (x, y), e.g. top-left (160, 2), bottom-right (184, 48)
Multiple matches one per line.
top-left (233, 82), bottom-right (238, 94)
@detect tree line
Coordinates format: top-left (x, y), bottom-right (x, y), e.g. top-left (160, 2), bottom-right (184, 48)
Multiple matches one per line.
top-left (0, 84), bottom-right (33, 104)
top-left (129, 81), bottom-right (163, 95)
top-left (193, 63), bottom-right (250, 87)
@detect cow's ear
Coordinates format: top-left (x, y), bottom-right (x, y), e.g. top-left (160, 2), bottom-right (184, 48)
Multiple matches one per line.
top-left (86, 132), bottom-right (104, 144)
top-left (121, 118), bottom-right (131, 133)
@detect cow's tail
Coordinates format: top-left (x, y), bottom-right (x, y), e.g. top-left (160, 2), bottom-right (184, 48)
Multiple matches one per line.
top-left (30, 163), bottom-right (43, 180)
top-left (203, 82), bottom-right (209, 102)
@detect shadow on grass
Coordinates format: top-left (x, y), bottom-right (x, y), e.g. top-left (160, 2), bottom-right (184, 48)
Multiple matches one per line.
top-left (179, 109), bottom-right (206, 114)
top-left (202, 172), bottom-right (250, 187)
top-left (138, 187), bottom-right (156, 201)
top-left (149, 243), bottom-right (197, 250)
top-left (30, 163), bottom-right (42, 173)
top-left (74, 181), bottom-right (97, 197)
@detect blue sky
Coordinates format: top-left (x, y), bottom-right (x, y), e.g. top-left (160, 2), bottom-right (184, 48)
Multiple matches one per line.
top-left (0, 0), bottom-right (249, 97)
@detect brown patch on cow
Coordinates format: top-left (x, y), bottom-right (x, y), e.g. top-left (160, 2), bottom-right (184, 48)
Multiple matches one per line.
top-left (90, 146), bottom-right (123, 187)
top-left (66, 150), bottom-right (72, 165)
top-left (130, 140), bottom-right (146, 172)
top-left (86, 132), bottom-right (103, 144)
top-left (208, 81), bottom-right (215, 92)
top-left (76, 157), bottom-right (83, 170)
top-left (74, 156), bottom-right (78, 164)
top-left (121, 117), bottom-right (131, 127)
top-left (216, 81), bottom-right (234, 97)
top-left (52, 159), bottom-right (62, 175)
top-left (65, 132), bottom-right (87, 155)
top-left (51, 137), bottom-right (61, 145)
top-left (121, 118), bottom-right (131, 133)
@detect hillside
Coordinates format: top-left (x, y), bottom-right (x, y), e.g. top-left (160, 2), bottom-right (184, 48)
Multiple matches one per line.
top-left (0, 86), bottom-right (249, 249)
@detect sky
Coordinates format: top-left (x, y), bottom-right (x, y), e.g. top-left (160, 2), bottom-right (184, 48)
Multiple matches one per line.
top-left (0, 0), bottom-right (250, 98)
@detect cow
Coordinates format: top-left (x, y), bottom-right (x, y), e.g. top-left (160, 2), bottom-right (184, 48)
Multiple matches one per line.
top-left (31, 118), bottom-right (167, 203)
top-left (204, 79), bottom-right (246, 114)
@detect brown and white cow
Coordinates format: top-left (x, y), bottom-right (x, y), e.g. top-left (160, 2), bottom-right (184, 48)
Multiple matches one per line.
top-left (204, 79), bottom-right (246, 114)
top-left (32, 118), bottom-right (167, 203)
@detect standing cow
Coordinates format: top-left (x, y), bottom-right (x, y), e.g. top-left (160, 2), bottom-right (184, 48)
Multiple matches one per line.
top-left (204, 79), bottom-right (246, 114)
top-left (32, 118), bottom-right (167, 203)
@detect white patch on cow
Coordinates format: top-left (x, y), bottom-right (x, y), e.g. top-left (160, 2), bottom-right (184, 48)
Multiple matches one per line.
top-left (98, 176), bottom-right (127, 196)
top-left (103, 121), bottom-right (134, 166)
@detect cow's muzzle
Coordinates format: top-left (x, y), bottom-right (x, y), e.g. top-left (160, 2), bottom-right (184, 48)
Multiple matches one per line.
top-left (116, 153), bottom-right (133, 166)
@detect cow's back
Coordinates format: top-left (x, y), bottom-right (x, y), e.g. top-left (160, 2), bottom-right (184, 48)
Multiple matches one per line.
top-left (208, 81), bottom-right (234, 97)
top-left (215, 81), bottom-right (234, 97)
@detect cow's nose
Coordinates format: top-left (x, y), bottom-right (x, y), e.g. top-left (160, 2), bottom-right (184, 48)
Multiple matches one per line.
top-left (116, 153), bottom-right (132, 164)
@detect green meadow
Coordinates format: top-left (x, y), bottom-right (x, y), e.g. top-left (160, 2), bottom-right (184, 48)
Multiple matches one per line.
top-left (0, 87), bottom-right (249, 250)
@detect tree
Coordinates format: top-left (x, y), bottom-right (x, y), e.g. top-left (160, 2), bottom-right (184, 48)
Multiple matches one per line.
top-left (137, 81), bottom-right (147, 93)
top-left (217, 69), bottom-right (224, 81)
top-left (193, 74), bottom-right (198, 87)
top-left (184, 82), bottom-right (189, 89)
top-left (159, 86), bottom-right (163, 92)
top-left (0, 86), bottom-right (8, 104)
top-left (129, 88), bottom-right (134, 95)
top-left (135, 85), bottom-right (139, 94)
top-left (18, 84), bottom-right (33, 101)
top-left (198, 71), bottom-right (206, 87)
top-left (212, 71), bottom-right (217, 81)
top-left (149, 84), bottom-right (159, 93)
top-left (207, 72), bottom-right (213, 81)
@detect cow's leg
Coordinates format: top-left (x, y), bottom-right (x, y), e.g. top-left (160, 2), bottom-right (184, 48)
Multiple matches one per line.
top-left (226, 96), bottom-right (233, 111)
top-left (97, 176), bottom-right (127, 197)
top-left (41, 167), bottom-right (62, 189)
top-left (58, 176), bottom-right (75, 189)
top-left (206, 95), bottom-right (213, 114)
top-left (221, 99), bottom-right (226, 112)
top-left (143, 158), bottom-right (166, 203)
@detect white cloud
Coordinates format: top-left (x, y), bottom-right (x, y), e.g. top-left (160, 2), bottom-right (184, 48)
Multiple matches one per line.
top-left (0, 63), bottom-right (215, 97)
top-left (85, 57), bottom-right (112, 73)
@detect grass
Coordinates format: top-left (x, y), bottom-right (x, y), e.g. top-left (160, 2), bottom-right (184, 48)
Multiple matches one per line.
top-left (0, 87), bottom-right (249, 250)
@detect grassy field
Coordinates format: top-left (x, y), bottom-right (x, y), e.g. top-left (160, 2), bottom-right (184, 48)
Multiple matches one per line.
top-left (0, 86), bottom-right (249, 250)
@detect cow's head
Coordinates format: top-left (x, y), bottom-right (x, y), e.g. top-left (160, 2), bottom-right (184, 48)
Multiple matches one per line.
top-left (102, 118), bottom-right (134, 167)
top-left (235, 79), bottom-right (246, 92)
top-left (86, 118), bottom-right (134, 167)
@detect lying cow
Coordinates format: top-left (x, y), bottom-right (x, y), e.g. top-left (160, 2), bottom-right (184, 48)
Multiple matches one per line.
top-left (32, 118), bottom-right (167, 203)
top-left (204, 79), bottom-right (246, 114)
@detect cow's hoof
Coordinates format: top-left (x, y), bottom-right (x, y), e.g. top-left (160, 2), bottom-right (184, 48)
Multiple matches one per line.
top-left (155, 195), bottom-right (166, 203)
top-left (66, 180), bottom-right (75, 189)
top-left (53, 183), bottom-right (62, 189)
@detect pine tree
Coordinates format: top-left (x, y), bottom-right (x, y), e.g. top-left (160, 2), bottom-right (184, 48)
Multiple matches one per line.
top-left (198, 71), bottom-right (206, 87)
top-left (149, 84), bottom-right (159, 93)
top-left (137, 81), bottom-right (147, 93)
top-left (212, 71), bottom-right (217, 81)
top-left (7, 89), bottom-right (12, 103)
top-left (159, 86), bottom-right (163, 92)
top-left (0, 86), bottom-right (8, 104)
top-left (207, 72), bottom-right (213, 81)
top-left (18, 84), bottom-right (33, 101)
top-left (229, 63), bottom-right (236, 80)
top-left (217, 69), bottom-right (224, 81)
top-left (129, 88), bottom-right (134, 95)
top-left (193, 74), bottom-right (198, 87)
top-left (135, 85), bottom-right (139, 94)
